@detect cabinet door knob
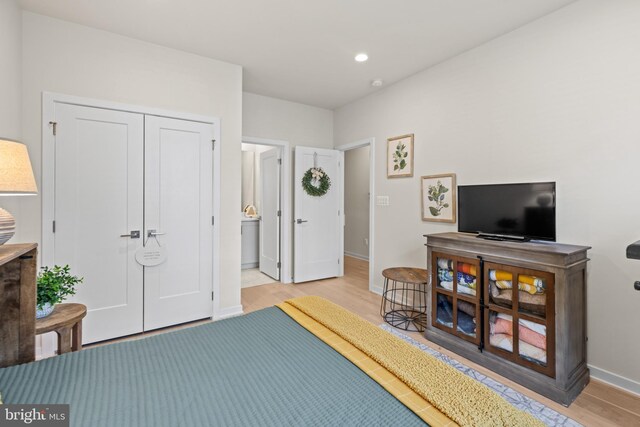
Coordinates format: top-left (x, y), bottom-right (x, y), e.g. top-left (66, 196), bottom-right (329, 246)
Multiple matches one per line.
top-left (634, 281), bottom-right (640, 291)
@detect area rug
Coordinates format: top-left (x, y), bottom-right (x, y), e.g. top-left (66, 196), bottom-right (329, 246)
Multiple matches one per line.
top-left (380, 324), bottom-right (582, 427)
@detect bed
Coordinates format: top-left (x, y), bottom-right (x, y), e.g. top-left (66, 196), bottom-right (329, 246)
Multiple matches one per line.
top-left (0, 296), bottom-right (543, 427)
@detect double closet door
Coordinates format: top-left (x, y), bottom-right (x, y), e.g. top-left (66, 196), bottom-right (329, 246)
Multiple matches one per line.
top-left (53, 103), bottom-right (214, 344)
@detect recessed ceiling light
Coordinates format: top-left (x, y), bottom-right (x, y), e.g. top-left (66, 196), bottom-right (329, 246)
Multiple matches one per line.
top-left (354, 53), bottom-right (368, 62)
top-left (371, 79), bottom-right (383, 87)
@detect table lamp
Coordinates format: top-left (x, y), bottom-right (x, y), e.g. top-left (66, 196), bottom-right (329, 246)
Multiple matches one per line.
top-left (0, 138), bottom-right (38, 245)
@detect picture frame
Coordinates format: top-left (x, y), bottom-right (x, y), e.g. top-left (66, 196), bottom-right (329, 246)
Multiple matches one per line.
top-left (421, 173), bottom-right (456, 223)
top-left (387, 134), bottom-right (414, 178)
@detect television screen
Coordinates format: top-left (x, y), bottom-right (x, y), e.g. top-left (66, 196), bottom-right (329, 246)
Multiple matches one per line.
top-left (458, 182), bottom-right (556, 241)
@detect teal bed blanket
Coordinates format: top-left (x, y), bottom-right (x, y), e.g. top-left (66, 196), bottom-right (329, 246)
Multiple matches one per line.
top-left (0, 307), bottom-right (426, 426)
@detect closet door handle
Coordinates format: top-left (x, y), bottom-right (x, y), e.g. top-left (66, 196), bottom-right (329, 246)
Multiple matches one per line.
top-left (296, 219), bottom-right (308, 224)
top-left (147, 229), bottom-right (166, 238)
top-left (120, 230), bottom-right (140, 239)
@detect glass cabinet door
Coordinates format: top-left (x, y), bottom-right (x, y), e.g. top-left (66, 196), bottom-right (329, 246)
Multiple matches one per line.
top-left (433, 255), bottom-right (479, 297)
top-left (431, 252), bottom-right (480, 345)
top-left (483, 262), bottom-right (555, 378)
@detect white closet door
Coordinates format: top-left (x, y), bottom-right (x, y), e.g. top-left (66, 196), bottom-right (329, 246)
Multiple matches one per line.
top-left (259, 148), bottom-right (281, 280)
top-left (144, 116), bottom-right (214, 331)
top-left (54, 103), bottom-right (144, 344)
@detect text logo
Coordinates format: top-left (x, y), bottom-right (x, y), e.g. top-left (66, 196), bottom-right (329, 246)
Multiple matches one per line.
top-left (0, 405), bottom-right (69, 426)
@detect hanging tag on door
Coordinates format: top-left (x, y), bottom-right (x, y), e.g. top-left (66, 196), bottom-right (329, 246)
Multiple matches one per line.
top-left (135, 237), bottom-right (167, 266)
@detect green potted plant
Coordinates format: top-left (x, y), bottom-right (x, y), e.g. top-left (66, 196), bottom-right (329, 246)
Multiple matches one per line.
top-left (36, 265), bottom-right (83, 319)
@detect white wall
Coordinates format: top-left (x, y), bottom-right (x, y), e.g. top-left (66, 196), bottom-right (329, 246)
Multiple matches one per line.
top-left (20, 12), bottom-right (243, 315)
top-left (334, 0), bottom-right (640, 392)
top-left (344, 145), bottom-right (370, 259)
top-left (0, 0), bottom-right (23, 237)
top-left (243, 92), bottom-right (334, 281)
top-left (241, 150), bottom-right (255, 210)
top-left (243, 92), bottom-right (333, 148)
top-left (0, 0), bottom-right (22, 141)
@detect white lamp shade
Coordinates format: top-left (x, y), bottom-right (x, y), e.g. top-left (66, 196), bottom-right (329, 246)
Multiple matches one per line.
top-left (0, 138), bottom-right (38, 195)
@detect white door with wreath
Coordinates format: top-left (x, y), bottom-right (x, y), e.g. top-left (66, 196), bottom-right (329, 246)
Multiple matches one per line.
top-left (293, 146), bottom-right (341, 283)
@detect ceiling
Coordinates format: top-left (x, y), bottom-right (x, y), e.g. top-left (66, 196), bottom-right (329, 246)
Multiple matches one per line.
top-left (19, 0), bottom-right (576, 109)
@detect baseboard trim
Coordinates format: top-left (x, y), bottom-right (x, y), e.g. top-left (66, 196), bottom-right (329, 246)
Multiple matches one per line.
top-left (344, 251), bottom-right (369, 261)
top-left (241, 263), bottom-right (259, 270)
top-left (589, 364), bottom-right (640, 396)
top-left (370, 284), bottom-right (383, 295)
top-left (214, 305), bottom-right (244, 321)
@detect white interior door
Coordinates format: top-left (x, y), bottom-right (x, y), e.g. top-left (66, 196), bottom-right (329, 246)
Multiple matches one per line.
top-left (53, 103), bottom-right (144, 344)
top-left (293, 146), bottom-right (341, 283)
top-left (144, 115), bottom-right (214, 331)
top-left (259, 148), bottom-right (281, 280)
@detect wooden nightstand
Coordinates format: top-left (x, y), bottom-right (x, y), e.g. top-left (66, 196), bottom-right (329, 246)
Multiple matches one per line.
top-left (0, 243), bottom-right (37, 368)
top-left (36, 303), bottom-right (87, 354)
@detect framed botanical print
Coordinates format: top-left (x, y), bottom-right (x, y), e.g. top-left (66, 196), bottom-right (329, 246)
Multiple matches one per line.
top-left (387, 134), bottom-right (414, 178)
top-left (421, 173), bottom-right (456, 223)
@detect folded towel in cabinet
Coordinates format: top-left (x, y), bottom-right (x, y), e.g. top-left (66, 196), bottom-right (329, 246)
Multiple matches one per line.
top-left (457, 263), bottom-right (477, 276)
top-left (518, 275), bottom-right (545, 294)
top-left (489, 269), bottom-right (512, 281)
top-left (437, 258), bottom-right (453, 270)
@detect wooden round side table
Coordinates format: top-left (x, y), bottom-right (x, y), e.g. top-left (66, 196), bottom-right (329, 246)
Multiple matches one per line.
top-left (380, 267), bottom-right (429, 332)
top-left (35, 303), bottom-right (87, 355)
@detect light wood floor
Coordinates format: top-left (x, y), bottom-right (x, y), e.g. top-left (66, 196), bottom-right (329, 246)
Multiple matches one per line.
top-left (243, 256), bottom-right (640, 427)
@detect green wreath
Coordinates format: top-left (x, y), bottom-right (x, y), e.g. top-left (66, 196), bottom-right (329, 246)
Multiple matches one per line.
top-left (302, 167), bottom-right (331, 197)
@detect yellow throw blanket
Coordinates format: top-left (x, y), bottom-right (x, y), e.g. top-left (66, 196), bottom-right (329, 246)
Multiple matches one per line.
top-left (277, 296), bottom-right (545, 427)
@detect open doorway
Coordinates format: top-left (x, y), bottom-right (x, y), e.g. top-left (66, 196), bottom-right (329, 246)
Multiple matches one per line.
top-left (337, 138), bottom-right (376, 292)
top-left (344, 145), bottom-right (370, 262)
top-left (241, 137), bottom-right (292, 287)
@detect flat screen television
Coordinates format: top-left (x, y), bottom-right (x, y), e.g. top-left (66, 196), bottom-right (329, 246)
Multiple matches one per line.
top-left (458, 182), bottom-right (556, 242)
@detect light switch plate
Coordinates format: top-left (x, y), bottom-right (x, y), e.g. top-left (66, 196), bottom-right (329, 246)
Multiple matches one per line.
top-left (376, 196), bottom-right (389, 206)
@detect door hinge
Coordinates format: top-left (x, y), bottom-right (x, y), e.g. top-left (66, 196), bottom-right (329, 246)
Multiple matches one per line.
top-left (49, 121), bottom-right (57, 136)
top-left (338, 258), bottom-right (340, 264)
top-left (52, 220), bottom-right (56, 233)
top-left (338, 210), bottom-right (340, 216)
top-left (212, 139), bottom-right (216, 150)
top-left (277, 261), bottom-right (281, 269)
top-left (277, 158), bottom-right (282, 165)
top-left (211, 291), bottom-right (214, 301)
top-left (277, 210), bottom-right (281, 217)
top-left (212, 216), bottom-right (215, 226)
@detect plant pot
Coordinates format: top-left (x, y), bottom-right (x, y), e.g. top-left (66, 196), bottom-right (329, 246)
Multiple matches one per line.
top-left (36, 302), bottom-right (55, 319)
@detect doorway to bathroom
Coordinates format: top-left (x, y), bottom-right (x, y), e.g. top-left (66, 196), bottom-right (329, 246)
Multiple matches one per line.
top-left (241, 137), bottom-right (291, 287)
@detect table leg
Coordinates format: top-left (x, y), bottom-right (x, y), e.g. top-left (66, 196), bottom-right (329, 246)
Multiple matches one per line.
top-left (72, 321), bottom-right (83, 351)
top-left (380, 277), bottom-right (389, 317)
top-left (56, 327), bottom-right (72, 354)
